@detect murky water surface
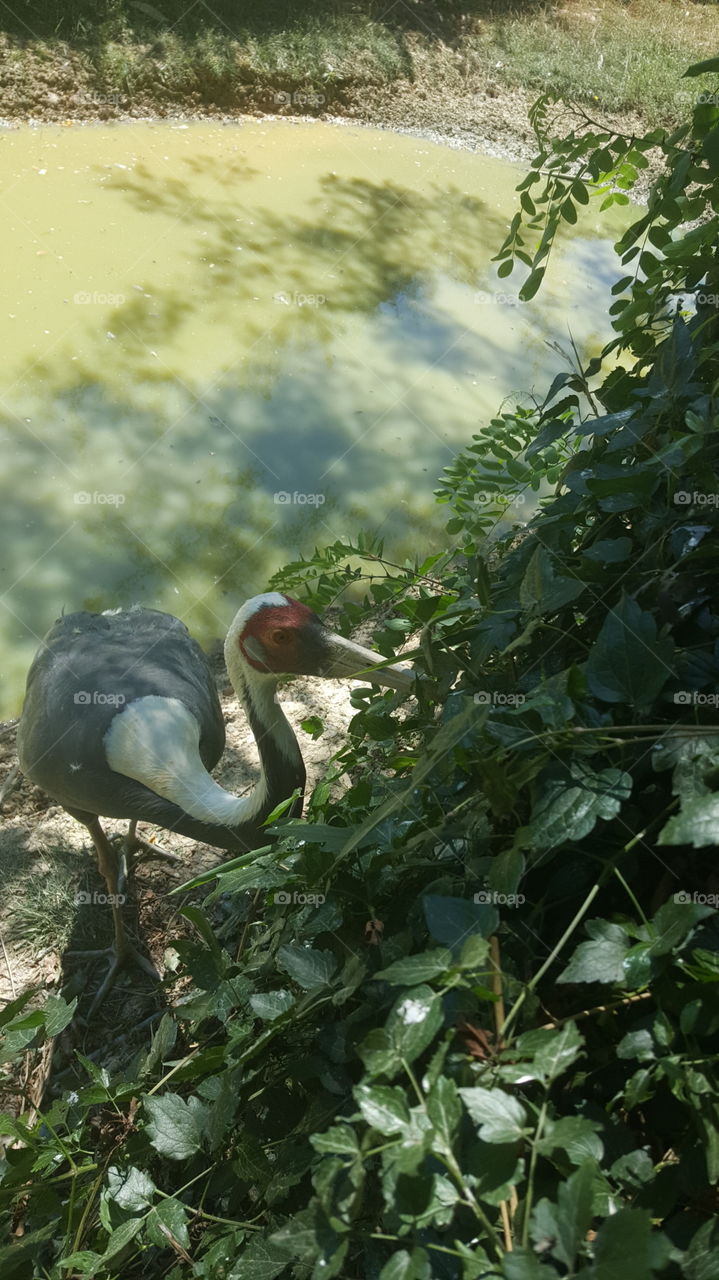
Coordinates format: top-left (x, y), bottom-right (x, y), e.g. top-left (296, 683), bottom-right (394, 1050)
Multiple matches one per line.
top-left (1, 119), bottom-right (627, 715)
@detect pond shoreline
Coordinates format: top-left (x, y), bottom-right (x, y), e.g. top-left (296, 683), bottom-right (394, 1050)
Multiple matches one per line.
top-left (0, 28), bottom-right (659, 185)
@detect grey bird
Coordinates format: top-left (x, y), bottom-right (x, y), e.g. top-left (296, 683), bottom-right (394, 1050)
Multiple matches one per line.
top-left (18, 591), bottom-right (413, 1012)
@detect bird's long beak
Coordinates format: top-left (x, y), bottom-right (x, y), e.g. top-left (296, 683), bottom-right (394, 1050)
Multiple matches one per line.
top-left (322, 633), bottom-right (414, 691)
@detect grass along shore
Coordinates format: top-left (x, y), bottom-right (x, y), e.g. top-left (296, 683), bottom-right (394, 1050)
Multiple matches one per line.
top-left (0, 0), bottom-right (716, 152)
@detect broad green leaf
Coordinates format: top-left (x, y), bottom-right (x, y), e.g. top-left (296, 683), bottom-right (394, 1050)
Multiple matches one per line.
top-left (354, 1083), bottom-right (410, 1135)
top-left (42, 994), bottom-right (76, 1037)
top-left (423, 895), bottom-right (498, 949)
top-left (144, 1093), bottom-right (204, 1161)
top-left (310, 1125), bottom-right (360, 1155)
top-left (375, 948), bottom-right (452, 986)
top-left (519, 267), bottom-right (545, 301)
top-left (146, 1196), bottom-right (190, 1252)
top-left (592, 1207), bottom-right (654, 1279)
top-left (250, 989), bottom-right (295, 1021)
top-left (537, 1115), bottom-right (603, 1164)
top-left (277, 944), bottom-right (337, 990)
top-left (427, 1076), bottom-right (462, 1152)
top-left (514, 1022), bottom-right (584, 1081)
top-left (503, 1249), bottom-right (560, 1279)
top-left (519, 545), bottom-right (585, 614)
top-left (617, 1029), bottom-right (655, 1061)
top-left (552, 1159), bottom-right (596, 1267)
top-left (106, 1164), bottom-right (155, 1211)
top-left (386, 986), bottom-right (443, 1063)
top-left (459, 1086), bottom-right (528, 1143)
top-left (658, 795), bottom-right (719, 849)
top-left (683, 1218), bottom-right (719, 1280)
top-left (558, 936), bottom-right (629, 984)
top-left (101, 1217), bottom-right (143, 1263)
top-left (228, 1236), bottom-right (291, 1280)
top-left (684, 57), bottom-right (719, 76)
top-left (586, 594), bottom-right (674, 708)
top-left (582, 537), bottom-right (632, 563)
top-left (358, 1027), bottom-right (400, 1078)
top-left (523, 761), bottom-right (631, 856)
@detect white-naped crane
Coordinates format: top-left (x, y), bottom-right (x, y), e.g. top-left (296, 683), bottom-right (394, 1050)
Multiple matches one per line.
top-left (18, 591), bottom-right (413, 1012)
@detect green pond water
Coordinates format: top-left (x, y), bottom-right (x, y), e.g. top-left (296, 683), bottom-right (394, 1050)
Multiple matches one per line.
top-left (1, 118), bottom-right (628, 717)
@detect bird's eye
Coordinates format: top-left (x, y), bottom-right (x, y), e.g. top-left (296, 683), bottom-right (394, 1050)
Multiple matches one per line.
top-left (272, 628), bottom-right (293, 646)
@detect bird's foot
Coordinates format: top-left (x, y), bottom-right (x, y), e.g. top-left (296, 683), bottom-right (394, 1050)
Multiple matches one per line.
top-left (115, 831), bottom-right (182, 867)
top-left (66, 941), bottom-right (162, 1018)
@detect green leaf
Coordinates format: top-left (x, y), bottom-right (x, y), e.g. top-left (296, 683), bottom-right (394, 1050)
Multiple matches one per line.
top-left (106, 1164), bottom-right (156, 1212)
top-left (423, 895), bottom-right (498, 949)
top-left (683, 1218), bottom-right (719, 1280)
top-left (520, 267), bottom-right (545, 302)
top-left (42, 993), bottom-right (77, 1037)
top-left (582, 537), bottom-right (632, 563)
top-left (459, 1086), bottom-right (528, 1143)
top-left (684, 57), bottom-right (719, 77)
top-left (503, 1249), bottom-right (559, 1279)
top-left (310, 1125), bottom-right (360, 1155)
top-left (146, 1196), bottom-right (190, 1252)
top-left (514, 1022), bottom-right (584, 1081)
top-left (558, 935), bottom-right (629, 985)
top-left (375, 948), bottom-right (452, 986)
top-left (228, 1236), bottom-right (291, 1280)
top-left (300, 714), bottom-right (324, 739)
top-left (592, 1207), bottom-right (654, 1279)
top-left (277, 944), bottom-right (338, 990)
top-left (658, 795), bottom-right (719, 849)
top-left (386, 986), bottom-right (444, 1063)
top-left (553, 1159), bottom-right (596, 1267)
top-left (427, 1076), bottom-right (462, 1153)
top-left (101, 1217), bottom-right (143, 1263)
top-left (249, 989), bottom-right (295, 1021)
top-left (523, 761), bottom-right (632, 855)
top-left (586, 594), bottom-right (674, 708)
top-left (537, 1115), bottom-right (603, 1164)
top-left (519, 545), bottom-right (586, 614)
top-left (354, 1083), bottom-right (410, 1135)
top-left (144, 1093), bottom-right (204, 1161)
top-left (358, 1027), bottom-right (400, 1078)
top-left (617, 1029), bottom-right (655, 1061)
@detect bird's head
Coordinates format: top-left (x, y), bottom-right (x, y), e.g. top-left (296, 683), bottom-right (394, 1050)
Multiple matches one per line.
top-left (225, 592), bottom-right (413, 691)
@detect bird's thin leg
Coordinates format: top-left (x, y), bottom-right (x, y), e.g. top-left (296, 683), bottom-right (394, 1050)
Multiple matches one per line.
top-left (67, 816), bottom-right (161, 1017)
top-left (118, 819), bottom-right (182, 868)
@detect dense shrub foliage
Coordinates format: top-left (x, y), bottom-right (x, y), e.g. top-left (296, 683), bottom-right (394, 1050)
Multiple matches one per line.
top-left (1, 59), bottom-right (718, 1280)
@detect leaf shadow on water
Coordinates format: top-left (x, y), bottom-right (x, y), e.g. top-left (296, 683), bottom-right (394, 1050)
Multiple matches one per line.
top-left (2, 150), bottom-right (613, 714)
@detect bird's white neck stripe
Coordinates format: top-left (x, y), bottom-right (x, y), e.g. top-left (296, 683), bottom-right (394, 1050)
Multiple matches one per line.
top-left (104, 696), bottom-right (266, 828)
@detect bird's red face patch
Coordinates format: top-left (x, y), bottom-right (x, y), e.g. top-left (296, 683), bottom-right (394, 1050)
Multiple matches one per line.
top-left (239, 597), bottom-right (325, 674)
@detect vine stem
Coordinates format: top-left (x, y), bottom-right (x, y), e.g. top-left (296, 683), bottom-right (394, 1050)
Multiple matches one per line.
top-left (521, 1094), bottom-right (550, 1250)
top-left (401, 1056), bottom-right (504, 1262)
top-left (499, 882), bottom-right (600, 1042)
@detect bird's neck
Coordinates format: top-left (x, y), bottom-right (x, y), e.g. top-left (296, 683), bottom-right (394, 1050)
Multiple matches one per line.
top-left (221, 641), bottom-right (306, 833)
top-left (104, 652), bottom-right (305, 851)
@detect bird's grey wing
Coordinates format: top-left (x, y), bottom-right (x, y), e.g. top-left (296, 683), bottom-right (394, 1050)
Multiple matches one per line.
top-left (17, 609), bottom-right (225, 812)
